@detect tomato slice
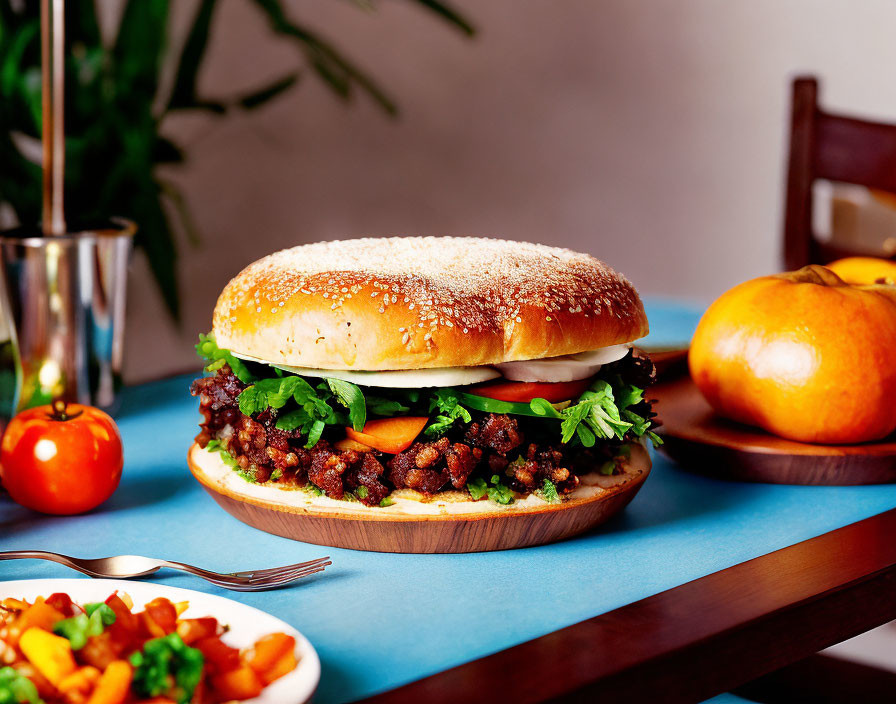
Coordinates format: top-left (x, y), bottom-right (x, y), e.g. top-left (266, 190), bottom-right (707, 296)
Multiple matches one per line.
top-left (468, 379), bottom-right (592, 403)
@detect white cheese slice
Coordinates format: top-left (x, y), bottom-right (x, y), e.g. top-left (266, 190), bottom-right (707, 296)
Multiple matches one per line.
top-left (230, 352), bottom-right (501, 388)
top-left (231, 343), bottom-right (632, 387)
top-left (494, 343), bottom-right (632, 382)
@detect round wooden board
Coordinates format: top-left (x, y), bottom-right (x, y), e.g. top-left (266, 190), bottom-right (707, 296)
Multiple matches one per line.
top-left (187, 445), bottom-right (651, 553)
top-left (653, 376), bottom-right (896, 485)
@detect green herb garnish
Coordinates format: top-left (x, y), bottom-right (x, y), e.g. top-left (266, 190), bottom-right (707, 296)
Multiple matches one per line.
top-left (541, 479), bottom-right (561, 503)
top-left (53, 603), bottom-right (116, 650)
top-left (467, 477), bottom-right (488, 500)
top-left (486, 474), bottom-right (514, 505)
top-left (206, 439), bottom-right (257, 483)
top-left (0, 666), bottom-right (42, 704)
top-left (130, 633), bottom-right (204, 704)
top-left (424, 389), bottom-right (472, 437)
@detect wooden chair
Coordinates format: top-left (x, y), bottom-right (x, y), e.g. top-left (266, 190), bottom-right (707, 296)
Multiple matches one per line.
top-left (783, 76), bottom-right (896, 269)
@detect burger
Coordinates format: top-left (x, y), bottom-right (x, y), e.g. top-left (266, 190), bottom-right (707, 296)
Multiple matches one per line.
top-left (187, 237), bottom-right (659, 550)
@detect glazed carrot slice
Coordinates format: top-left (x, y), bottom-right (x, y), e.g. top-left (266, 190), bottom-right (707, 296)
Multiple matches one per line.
top-left (85, 660), bottom-right (132, 704)
top-left (345, 417), bottom-right (429, 454)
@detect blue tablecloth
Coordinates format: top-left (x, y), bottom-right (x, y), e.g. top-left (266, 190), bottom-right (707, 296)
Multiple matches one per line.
top-left (3, 298), bottom-right (896, 703)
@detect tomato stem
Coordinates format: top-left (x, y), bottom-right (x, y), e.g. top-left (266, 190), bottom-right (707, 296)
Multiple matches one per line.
top-left (48, 399), bottom-right (83, 422)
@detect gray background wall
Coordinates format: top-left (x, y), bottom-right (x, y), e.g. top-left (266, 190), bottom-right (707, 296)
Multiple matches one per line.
top-left (123, 0), bottom-right (896, 381)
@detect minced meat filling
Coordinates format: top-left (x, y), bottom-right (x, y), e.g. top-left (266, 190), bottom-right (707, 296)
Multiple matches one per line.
top-left (191, 363), bottom-right (651, 507)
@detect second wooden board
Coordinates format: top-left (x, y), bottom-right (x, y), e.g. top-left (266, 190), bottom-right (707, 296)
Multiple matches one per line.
top-left (652, 375), bottom-right (896, 485)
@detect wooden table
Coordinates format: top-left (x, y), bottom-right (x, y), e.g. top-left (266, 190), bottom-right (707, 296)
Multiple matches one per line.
top-left (3, 300), bottom-right (895, 704)
top-left (362, 507), bottom-right (896, 703)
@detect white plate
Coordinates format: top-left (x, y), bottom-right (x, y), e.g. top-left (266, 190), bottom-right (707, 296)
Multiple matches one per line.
top-left (0, 578), bottom-right (320, 704)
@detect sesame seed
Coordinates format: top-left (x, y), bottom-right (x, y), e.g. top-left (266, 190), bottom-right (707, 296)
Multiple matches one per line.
top-left (218, 237), bottom-right (639, 353)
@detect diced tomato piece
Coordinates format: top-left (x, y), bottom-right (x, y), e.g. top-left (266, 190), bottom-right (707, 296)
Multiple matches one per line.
top-left (14, 599), bottom-right (66, 638)
top-left (141, 597), bottom-right (177, 637)
top-left (468, 379), bottom-right (591, 403)
top-left (103, 594), bottom-right (139, 652)
top-left (195, 636), bottom-right (241, 674)
top-left (247, 633), bottom-right (295, 682)
top-left (45, 593), bottom-right (76, 617)
top-left (80, 631), bottom-right (117, 670)
top-left (211, 665), bottom-right (263, 700)
top-left (176, 617), bottom-right (220, 645)
top-left (259, 648), bottom-right (298, 685)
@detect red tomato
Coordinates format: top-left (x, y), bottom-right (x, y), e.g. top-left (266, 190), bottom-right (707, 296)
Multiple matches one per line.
top-left (468, 379), bottom-right (592, 403)
top-left (0, 400), bottom-right (123, 515)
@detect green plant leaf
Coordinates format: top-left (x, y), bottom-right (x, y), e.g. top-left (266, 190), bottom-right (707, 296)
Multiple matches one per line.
top-left (167, 0), bottom-right (226, 114)
top-left (411, 0), bottom-right (475, 36)
top-left (158, 177), bottom-right (202, 247)
top-left (249, 0), bottom-right (397, 114)
top-left (238, 72), bottom-right (300, 109)
top-left (68, 0), bottom-right (102, 47)
top-left (113, 0), bottom-right (170, 105)
top-left (133, 179), bottom-right (182, 320)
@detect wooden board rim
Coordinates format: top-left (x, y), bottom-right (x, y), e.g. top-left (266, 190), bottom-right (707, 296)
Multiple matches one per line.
top-left (653, 376), bottom-right (896, 485)
top-left (186, 443), bottom-right (652, 552)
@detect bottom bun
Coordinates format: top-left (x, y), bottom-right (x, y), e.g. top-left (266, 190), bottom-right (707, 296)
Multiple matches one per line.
top-left (188, 442), bottom-right (652, 553)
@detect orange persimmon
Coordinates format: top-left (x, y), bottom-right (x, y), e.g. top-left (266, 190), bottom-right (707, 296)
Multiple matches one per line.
top-left (689, 265), bottom-right (896, 444)
top-left (345, 417), bottom-right (428, 454)
top-left (827, 256), bottom-right (896, 285)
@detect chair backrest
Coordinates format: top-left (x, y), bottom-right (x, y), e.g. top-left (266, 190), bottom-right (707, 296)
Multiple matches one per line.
top-left (783, 76), bottom-right (896, 269)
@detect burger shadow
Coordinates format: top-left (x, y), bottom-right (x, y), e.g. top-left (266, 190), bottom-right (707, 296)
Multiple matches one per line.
top-left (588, 459), bottom-right (767, 537)
top-left (113, 374), bottom-right (195, 421)
top-left (0, 473), bottom-right (192, 536)
top-left (0, 496), bottom-right (47, 536)
top-left (97, 473), bottom-right (193, 514)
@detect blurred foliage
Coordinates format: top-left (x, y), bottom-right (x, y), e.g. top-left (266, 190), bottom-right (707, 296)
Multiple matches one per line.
top-left (0, 0), bottom-right (473, 320)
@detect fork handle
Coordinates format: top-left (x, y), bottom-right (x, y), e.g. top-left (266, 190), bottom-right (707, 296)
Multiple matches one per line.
top-left (0, 550), bottom-right (99, 578)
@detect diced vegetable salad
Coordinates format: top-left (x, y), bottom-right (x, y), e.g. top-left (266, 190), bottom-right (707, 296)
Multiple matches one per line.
top-left (0, 593), bottom-right (298, 703)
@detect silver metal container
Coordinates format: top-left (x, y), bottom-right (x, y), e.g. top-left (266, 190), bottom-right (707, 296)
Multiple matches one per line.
top-left (0, 218), bottom-right (135, 413)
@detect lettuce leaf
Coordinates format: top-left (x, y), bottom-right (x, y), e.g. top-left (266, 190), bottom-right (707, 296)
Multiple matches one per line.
top-left (195, 333), bottom-right (256, 384)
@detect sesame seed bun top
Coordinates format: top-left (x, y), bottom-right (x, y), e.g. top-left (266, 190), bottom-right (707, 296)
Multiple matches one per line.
top-left (212, 236), bottom-right (648, 370)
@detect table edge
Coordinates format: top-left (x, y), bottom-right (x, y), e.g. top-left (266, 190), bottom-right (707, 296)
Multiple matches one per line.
top-left (355, 507), bottom-right (896, 704)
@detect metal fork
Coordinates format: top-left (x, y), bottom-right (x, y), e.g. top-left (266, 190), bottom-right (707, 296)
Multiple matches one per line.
top-left (0, 551), bottom-right (331, 592)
